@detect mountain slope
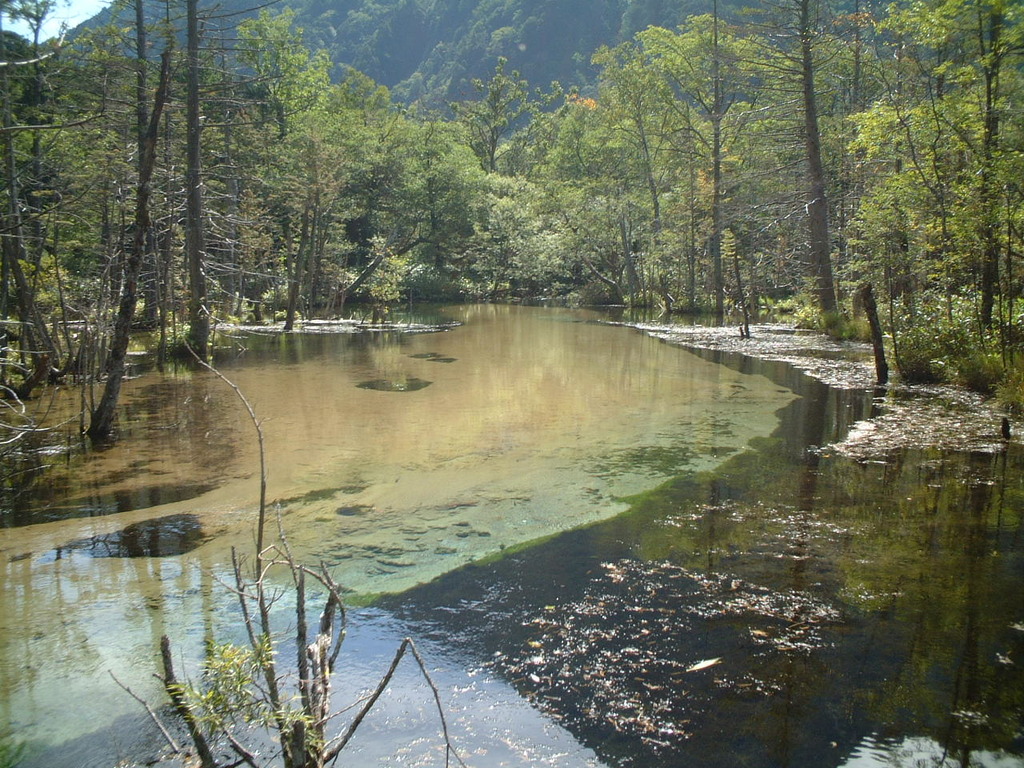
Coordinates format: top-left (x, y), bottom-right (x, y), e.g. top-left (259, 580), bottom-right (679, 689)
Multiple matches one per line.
top-left (87, 0), bottom-right (729, 103)
top-left (287, 0), bottom-right (695, 102)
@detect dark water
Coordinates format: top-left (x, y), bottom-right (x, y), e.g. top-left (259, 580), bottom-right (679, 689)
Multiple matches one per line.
top-left (1, 307), bottom-right (1022, 768)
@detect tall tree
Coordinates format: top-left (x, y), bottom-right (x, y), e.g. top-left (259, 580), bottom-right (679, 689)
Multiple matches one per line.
top-left (797, 0), bottom-right (838, 313)
top-left (641, 12), bottom-right (761, 316)
top-left (185, 0), bottom-right (208, 359)
top-left (754, 0), bottom-right (840, 314)
top-left (592, 41), bottom-right (678, 306)
top-left (451, 57), bottom-right (533, 174)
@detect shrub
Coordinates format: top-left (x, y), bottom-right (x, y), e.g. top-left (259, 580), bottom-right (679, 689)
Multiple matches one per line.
top-left (792, 301), bottom-right (870, 342)
top-left (997, 359), bottom-right (1024, 415)
top-left (894, 323), bottom-right (946, 384)
top-left (951, 350), bottom-right (1003, 395)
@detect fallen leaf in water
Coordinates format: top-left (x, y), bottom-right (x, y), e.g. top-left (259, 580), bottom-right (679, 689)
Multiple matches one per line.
top-left (685, 658), bottom-right (721, 672)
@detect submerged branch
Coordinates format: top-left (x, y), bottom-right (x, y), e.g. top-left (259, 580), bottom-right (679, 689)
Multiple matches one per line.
top-left (327, 637), bottom-right (467, 768)
top-left (108, 672), bottom-right (180, 755)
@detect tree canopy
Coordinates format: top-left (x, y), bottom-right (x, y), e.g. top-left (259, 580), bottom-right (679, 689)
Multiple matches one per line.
top-left (1, 0), bottom-right (1023, 442)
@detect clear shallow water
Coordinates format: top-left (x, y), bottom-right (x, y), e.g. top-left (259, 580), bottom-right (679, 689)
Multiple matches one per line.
top-left (0, 305), bottom-right (795, 764)
top-left (3, 306), bottom-right (1022, 768)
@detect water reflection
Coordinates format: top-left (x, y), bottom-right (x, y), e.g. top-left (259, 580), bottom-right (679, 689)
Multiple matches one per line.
top-left (0, 305), bottom-right (794, 764)
top-left (5, 305), bottom-right (1019, 768)
top-left (62, 514), bottom-right (207, 558)
top-left (382, 368), bottom-right (1024, 768)
top-left (356, 377), bottom-right (434, 391)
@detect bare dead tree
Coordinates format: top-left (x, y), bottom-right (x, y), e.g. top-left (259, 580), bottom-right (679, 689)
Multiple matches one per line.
top-left (87, 48), bottom-right (173, 441)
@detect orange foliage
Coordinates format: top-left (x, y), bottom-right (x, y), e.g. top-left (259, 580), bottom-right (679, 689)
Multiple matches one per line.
top-left (568, 94), bottom-right (598, 110)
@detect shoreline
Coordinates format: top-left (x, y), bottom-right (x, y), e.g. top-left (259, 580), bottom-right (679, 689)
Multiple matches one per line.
top-left (625, 320), bottom-right (1013, 459)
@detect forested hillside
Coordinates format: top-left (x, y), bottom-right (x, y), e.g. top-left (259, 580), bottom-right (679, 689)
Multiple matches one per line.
top-left (82, 0), bottom-right (747, 102)
top-left (0, 0), bottom-right (1022, 444)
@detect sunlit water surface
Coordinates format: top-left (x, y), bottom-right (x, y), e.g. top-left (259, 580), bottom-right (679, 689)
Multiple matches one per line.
top-left (3, 305), bottom-right (1023, 768)
top-left (0, 305), bottom-right (795, 765)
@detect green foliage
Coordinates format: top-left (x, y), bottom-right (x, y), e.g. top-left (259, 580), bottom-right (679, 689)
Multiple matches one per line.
top-left (996, 359), bottom-right (1024, 415)
top-left (952, 349), bottom-right (1004, 396)
top-left (237, 9), bottom-right (332, 132)
top-left (405, 263), bottom-right (472, 301)
top-left (792, 302), bottom-right (869, 342)
top-left (367, 237), bottom-right (410, 314)
top-left (894, 323), bottom-right (948, 384)
top-left (182, 636), bottom-right (280, 732)
top-left (890, 299), bottom-right (1006, 391)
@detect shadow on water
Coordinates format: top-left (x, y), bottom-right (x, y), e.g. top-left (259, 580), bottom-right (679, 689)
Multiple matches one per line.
top-left (58, 514), bottom-right (207, 559)
top-left (380, 350), bottom-right (1024, 768)
top-left (4, 483), bottom-right (219, 527)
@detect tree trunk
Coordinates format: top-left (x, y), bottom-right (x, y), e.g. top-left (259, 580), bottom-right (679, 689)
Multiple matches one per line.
top-left (800, 0), bottom-right (837, 314)
top-left (185, 0), bottom-right (209, 359)
top-left (711, 0), bottom-right (726, 318)
top-left (135, 0), bottom-right (159, 330)
top-left (284, 209), bottom-right (311, 332)
top-left (858, 282), bottom-right (888, 385)
top-left (88, 52), bottom-right (172, 441)
top-left (978, 4), bottom-right (1003, 329)
top-left (732, 239), bottom-right (750, 338)
top-left (159, 636), bottom-right (217, 768)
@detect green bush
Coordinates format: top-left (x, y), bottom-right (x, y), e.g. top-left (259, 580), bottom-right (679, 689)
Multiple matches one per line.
top-left (894, 323), bottom-right (945, 384)
top-left (951, 350), bottom-right (1003, 395)
top-left (792, 301), bottom-right (870, 342)
top-left (824, 311), bottom-right (872, 341)
top-left (997, 359), bottom-right (1024, 414)
top-left (891, 299), bottom-right (982, 385)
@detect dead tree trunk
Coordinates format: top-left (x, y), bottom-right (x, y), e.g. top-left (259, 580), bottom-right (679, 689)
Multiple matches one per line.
top-left (858, 282), bottom-right (888, 385)
top-left (87, 52), bottom-right (172, 440)
top-left (185, 0), bottom-right (209, 359)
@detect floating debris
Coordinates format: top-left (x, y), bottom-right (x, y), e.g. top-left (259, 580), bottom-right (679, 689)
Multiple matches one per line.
top-left (830, 385), bottom-right (1011, 458)
top-left (490, 558), bottom-right (841, 752)
top-left (625, 320), bottom-right (1014, 458)
top-left (685, 658), bottom-right (721, 673)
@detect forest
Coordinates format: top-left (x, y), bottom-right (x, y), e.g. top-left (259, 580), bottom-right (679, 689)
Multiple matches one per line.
top-left (0, 0), bottom-right (1022, 444)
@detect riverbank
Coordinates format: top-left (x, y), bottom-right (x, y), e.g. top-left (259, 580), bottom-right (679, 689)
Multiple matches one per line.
top-left (625, 321), bottom-right (1013, 459)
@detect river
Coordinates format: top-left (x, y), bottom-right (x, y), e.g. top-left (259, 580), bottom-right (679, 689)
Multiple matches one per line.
top-left (1, 304), bottom-right (1022, 768)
